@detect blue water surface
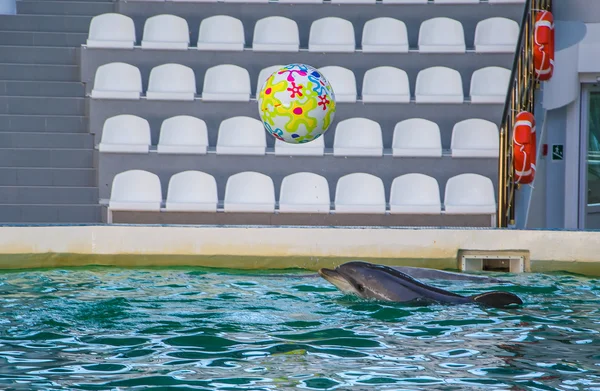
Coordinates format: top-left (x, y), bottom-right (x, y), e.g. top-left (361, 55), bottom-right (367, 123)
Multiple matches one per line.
top-left (0, 267), bottom-right (599, 390)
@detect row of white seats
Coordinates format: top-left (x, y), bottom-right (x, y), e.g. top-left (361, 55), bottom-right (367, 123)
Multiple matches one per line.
top-left (120, 0), bottom-right (524, 5)
top-left (109, 170), bottom-right (496, 215)
top-left (88, 13), bottom-right (519, 54)
top-left (91, 62), bottom-right (511, 104)
top-left (99, 115), bottom-right (499, 158)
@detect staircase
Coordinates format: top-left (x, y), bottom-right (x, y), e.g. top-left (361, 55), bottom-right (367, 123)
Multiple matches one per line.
top-left (0, 0), bottom-right (113, 223)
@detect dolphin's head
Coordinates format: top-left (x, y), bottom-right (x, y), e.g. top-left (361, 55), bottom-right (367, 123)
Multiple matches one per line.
top-left (318, 261), bottom-right (408, 301)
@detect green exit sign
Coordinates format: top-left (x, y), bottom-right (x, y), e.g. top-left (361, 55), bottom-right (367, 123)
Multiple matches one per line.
top-left (552, 144), bottom-right (564, 161)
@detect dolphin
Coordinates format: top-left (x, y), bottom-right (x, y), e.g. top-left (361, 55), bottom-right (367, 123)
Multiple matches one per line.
top-left (318, 261), bottom-right (523, 308)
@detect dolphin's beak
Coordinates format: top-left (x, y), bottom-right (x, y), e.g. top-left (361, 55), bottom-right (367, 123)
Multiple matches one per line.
top-left (318, 268), bottom-right (357, 295)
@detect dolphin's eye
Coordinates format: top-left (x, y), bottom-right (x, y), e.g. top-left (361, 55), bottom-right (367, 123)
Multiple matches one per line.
top-left (356, 284), bottom-right (365, 292)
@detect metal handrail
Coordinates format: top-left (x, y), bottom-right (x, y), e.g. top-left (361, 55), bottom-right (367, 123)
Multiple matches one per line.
top-left (497, 0), bottom-right (552, 228)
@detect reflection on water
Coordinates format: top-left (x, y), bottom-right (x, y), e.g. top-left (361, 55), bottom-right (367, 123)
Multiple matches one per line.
top-left (0, 267), bottom-right (599, 390)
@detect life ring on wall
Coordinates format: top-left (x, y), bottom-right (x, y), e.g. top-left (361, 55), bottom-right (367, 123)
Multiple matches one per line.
top-left (533, 10), bottom-right (555, 81)
top-left (513, 111), bottom-right (536, 185)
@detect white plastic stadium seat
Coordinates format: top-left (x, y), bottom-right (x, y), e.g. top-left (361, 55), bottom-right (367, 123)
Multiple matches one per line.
top-left (256, 65), bottom-right (283, 96)
top-left (146, 63), bottom-right (196, 101)
top-left (141, 14), bottom-right (189, 50)
top-left (415, 66), bottom-right (463, 104)
top-left (318, 66), bottom-right (357, 103)
top-left (216, 116), bottom-right (266, 155)
top-left (109, 170), bottom-right (162, 212)
top-left (157, 115), bottom-right (209, 155)
top-left (474, 17), bottom-right (519, 53)
top-left (197, 15), bottom-right (244, 51)
top-left (274, 136), bottom-right (325, 156)
top-left (279, 0), bottom-right (321, 3)
top-left (202, 64), bottom-right (251, 102)
top-left (90, 62), bottom-right (142, 100)
top-left (224, 172), bottom-right (275, 213)
top-left (335, 173), bottom-right (386, 214)
top-left (279, 172), bottom-right (330, 214)
top-left (488, 0), bottom-right (525, 3)
top-left (389, 173), bottom-right (441, 214)
top-left (309, 17), bottom-right (355, 53)
top-left (419, 17), bottom-right (465, 53)
top-left (361, 17), bottom-right (409, 53)
top-left (87, 13), bottom-right (135, 49)
top-left (444, 173), bottom-right (496, 214)
top-left (253, 16), bottom-right (299, 52)
top-left (333, 118), bottom-right (383, 157)
top-left (224, 0), bottom-right (268, 2)
top-left (362, 66), bottom-right (410, 103)
top-left (451, 119), bottom-right (499, 158)
top-left (165, 171), bottom-right (218, 212)
top-left (392, 118), bottom-right (442, 157)
top-left (470, 66), bottom-right (511, 104)
top-left (99, 114), bottom-right (150, 154)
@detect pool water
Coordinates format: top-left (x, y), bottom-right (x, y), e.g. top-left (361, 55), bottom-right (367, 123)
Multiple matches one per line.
top-left (0, 267), bottom-right (599, 390)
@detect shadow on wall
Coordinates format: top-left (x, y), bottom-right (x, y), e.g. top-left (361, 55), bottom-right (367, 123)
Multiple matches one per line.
top-left (0, 0), bottom-right (16, 15)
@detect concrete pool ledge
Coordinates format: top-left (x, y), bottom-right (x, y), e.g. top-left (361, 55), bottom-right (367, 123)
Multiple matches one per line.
top-left (0, 225), bottom-right (599, 275)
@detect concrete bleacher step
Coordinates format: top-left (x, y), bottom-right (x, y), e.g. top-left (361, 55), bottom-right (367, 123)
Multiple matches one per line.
top-left (0, 47), bottom-right (77, 65)
top-left (0, 132), bottom-right (93, 148)
top-left (0, 167), bottom-right (95, 187)
top-left (0, 63), bottom-right (79, 81)
top-left (0, 186), bottom-right (98, 204)
top-left (0, 81), bottom-right (84, 97)
top-left (17, 1), bottom-right (114, 16)
top-left (0, 33), bottom-right (87, 48)
top-left (0, 148), bottom-right (93, 168)
top-left (0, 204), bottom-right (101, 223)
top-left (0, 114), bottom-right (87, 132)
top-left (0, 15), bottom-right (92, 33)
top-left (0, 96), bottom-right (84, 115)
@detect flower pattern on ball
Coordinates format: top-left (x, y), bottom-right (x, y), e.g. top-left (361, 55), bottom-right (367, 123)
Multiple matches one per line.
top-left (258, 64), bottom-right (336, 144)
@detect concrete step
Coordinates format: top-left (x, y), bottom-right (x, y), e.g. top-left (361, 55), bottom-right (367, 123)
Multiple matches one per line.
top-left (0, 81), bottom-right (84, 97)
top-left (0, 47), bottom-right (77, 66)
top-left (0, 15), bottom-right (92, 33)
top-left (0, 148), bottom-right (93, 168)
top-left (0, 96), bottom-right (85, 115)
top-left (0, 114), bottom-right (86, 132)
top-left (0, 32), bottom-right (87, 48)
top-left (0, 132), bottom-right (93, 148)
top-left (0, 63), bottom-right (79, 81)
top-left (0, 204), bottom-right (101, 223)
top-left (17, 1), bottom-right (114, 16)
top-left (0, 186), bottom-right (98, 204)
top-left (0, 167), bottom-right (95, 186)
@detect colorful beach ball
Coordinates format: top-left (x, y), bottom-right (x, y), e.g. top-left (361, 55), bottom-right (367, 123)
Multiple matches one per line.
top-left (258, 64), bottom-right (336, 144)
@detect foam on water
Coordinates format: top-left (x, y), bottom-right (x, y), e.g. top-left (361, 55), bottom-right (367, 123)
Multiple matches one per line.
top-left (0, 267), bottom-right (599, 390)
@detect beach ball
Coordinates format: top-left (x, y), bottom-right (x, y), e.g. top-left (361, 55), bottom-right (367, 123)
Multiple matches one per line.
top-left (258, 63), bottom-right (336, 144)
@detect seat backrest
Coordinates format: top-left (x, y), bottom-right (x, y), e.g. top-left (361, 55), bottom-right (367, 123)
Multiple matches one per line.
top-left (362, 66), bottom-right (410, 97)
top-left (217, 116), bottom-right (266, 148)
top-left (110, 170), bottom-right (162, 203)
top-left (334, 118), bottom-right (382, 149)
top-left (474, 17), bottom-right (519, 51)
top-left (159, 115), bottom-right (208, 146)
top-left (143, 14), bottom-right (189, 44)
top-left (88, 13), bottom-right (135, 46)
top-left (93, 62), bottom-right (142, 93)
top-left (392, 118), bottom-right (441, 149)
top-left (415, 66), bottom-right (463, 97)
top-left (224, 171), bottom-right (275, 204)
top-left (198, 15), bottom-right (245, 46)
top-left (148, 63), bottom-right (196, 94)
top-left (361, 17), bottom-right (408, 52)
top-left (470, 66), bottom-right (511, 97)
top-left (280, 172), bottom-right (330, 205)
top-left (451, 118), bottom-right (499, 150)
top-left (203, 64), bottom-right (251, 98)
top-left (253, 16), bottom-right (299, 46)
top-left (390, 173), bottom-right (441, 206)
top-left (101, 114), bottom-right (150, 145)
top-left (309, 17), bottom-right (355, 51)
top-left (444, 173), bottom-right (495, 207)
top-left (335, 173), bottom-right (386, 205)
top-left (419, 17), bottom-right (465, 52)
top-left (167, 170), bottom-right (218, 204)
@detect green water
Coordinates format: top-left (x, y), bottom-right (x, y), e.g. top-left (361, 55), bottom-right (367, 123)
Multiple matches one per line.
top-left (0, 267), bottom-right (599, 390)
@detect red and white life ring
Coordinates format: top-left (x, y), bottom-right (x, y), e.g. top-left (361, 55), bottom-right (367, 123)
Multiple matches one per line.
top-left (533, 10), bottom-right (555, 81)
top-left (513, 111), bottom-right (536, 185)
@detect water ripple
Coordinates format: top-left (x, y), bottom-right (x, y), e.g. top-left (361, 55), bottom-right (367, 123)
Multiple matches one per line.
top-left (0, 268), bottom-right (599, 390)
